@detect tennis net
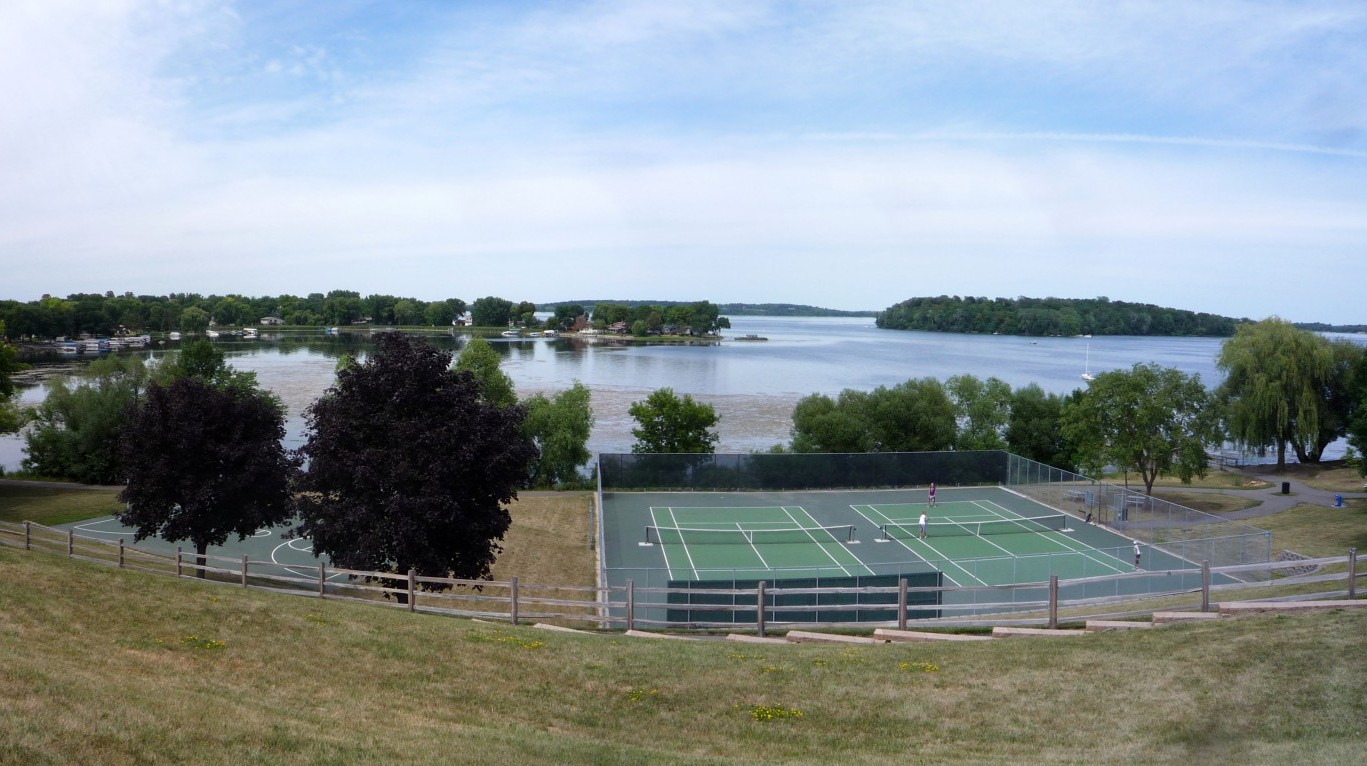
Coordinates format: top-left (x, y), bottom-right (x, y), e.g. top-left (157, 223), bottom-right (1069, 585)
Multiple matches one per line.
top-left (880, 514), bottom-right (1068, 540)
top-left (643, 524), bottom-right (857, 546)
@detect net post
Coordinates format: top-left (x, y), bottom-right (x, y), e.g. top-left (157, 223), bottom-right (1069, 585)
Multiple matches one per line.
top-left (1201, 561), bottom-right (1211, 612)
top-left (67, 529), bottom-right (74, 558)
top-left (24, 521), bottom-right (30, 550)
top-left (1349, 548), bottom-right (1358, 600)
top-left (897, 578), bottom-right (908, 631)
top-left (510, 576), bottom-right (520, 626)
top-left (407, 568), bottom-right (416, 611)
top-left (626, 579), bottom-right (635, 632)
top-left (176, 547), bottom-right (183, 577)
top-left (118, 538), bottom-right (125, 568)
top-left (318, 562), bottom-right (327, 598)
top-left (1047, 575), bottom-right (1059, 629)
top-left (756, 581), bottom-right (767, 637)
top-left (241, 555), bottom-right (249, 587)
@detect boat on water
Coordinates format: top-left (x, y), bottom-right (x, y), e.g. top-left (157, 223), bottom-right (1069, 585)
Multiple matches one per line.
top-left (242, 328), bottom-right (259, 339)
top-left (1081, 343), bottom-right (1095, 382)
top-left (542, 329), bottom-right (558, 337)
top-left (206, 330), bottom-right (220, 338)
top-left (500, 330), bottom-right (521, 338)
top-left (733, 334), bottom-right (768, 341)
top-left (168, 332), bottom-right (181, 341)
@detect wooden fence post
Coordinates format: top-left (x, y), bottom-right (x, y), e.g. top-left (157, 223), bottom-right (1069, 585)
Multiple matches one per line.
top-left (1048, 575), bottom-right (1059, 629)
top-left (241, 555), bottom-right (249, 587)
top-left (756, 581), bottom-right (766, 637)
top-left (625, 579), bottom-right (635, 632)
top-left (176, 547), bottom-right (182, 577)
top-left (1350, 548), bottom-right (1358, 600)
top-left (118, 538), bottom-right (125, 568)
top-left (24, 521), bottom-right (31, 550)
top-left (67, 529), bottom-right (74, 558)
top-left (897, 578), bottom-right (908, 631)
top-left (407, 568), bottom-right (416, 612)
top-left (510, 576), bottom-right (519, 625)
top-left (318, 562), bottom-right (326, 598)
top-left (1201, 561), bottom-right (1211, 612)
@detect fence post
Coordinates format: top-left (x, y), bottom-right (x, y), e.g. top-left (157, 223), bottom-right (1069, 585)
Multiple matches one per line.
top-left (318, 562), bottom-right (326, 598)
top-left (1048, 575), bottom-right (1059, 629)
top-left (626, 579), bottom-right (635, 632)
top-left (407, 568), bottom-right (416, 612)
top-left (898, 578), bottom-right (908, 631)
top-left (241, 555), bottom-right (249, 587)
top-left (510, 576), bottom-right (520, 626)
top-left (24, 521), bottom-right (30, 550)
top-left (67, 529), bottom-right (74, 558)
top-left (1350, 548), bottom-right (1358, 600)
top-left (756, 581), bottom-right (766, 637)
top-left (118, 538), bottom-right (125, 568)
top-left (176, 547), bottom-right (182, 577)
top-left (1201, 561), bottom-right (1211, 612)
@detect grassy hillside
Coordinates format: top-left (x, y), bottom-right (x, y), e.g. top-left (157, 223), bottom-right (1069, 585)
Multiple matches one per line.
top-left (2, 545), bottom-right (1365, 764)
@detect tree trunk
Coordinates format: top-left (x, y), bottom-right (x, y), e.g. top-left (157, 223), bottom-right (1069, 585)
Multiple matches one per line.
top-left (1276, 439), bottom-right (1287, 470)
top-left (195, 542), bottom-right (208, 579)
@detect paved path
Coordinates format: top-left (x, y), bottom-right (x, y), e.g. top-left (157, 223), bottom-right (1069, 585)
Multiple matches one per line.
top-left (1156, 466), bottom-right (1367, 521)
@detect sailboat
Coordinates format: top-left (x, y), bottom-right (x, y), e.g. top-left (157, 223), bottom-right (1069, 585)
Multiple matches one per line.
top-left (1081, 343), bottom-right (1095, 382)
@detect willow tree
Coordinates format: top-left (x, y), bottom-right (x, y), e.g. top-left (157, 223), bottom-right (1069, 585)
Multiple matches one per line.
top-left (1061, 363), bottom-right (1219, 494)
top-left (1217, 318), bottom-right (1334, 468)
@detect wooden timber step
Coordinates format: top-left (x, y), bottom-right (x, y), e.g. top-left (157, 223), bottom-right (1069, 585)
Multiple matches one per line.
top-left (1152, 611), bottom-right (1222, 624)
top-left (991, 626), bottom-right (1089, 638)
top-left (784, 630), bottom-right (890, 645)
top-left (624, 629), bottom-right (699, 641)
top-left (874, 628), bottom-right (993, 642)
top-left (725, 634), bottom-right (791, 644)
top-left (1219, 599), bottom-right (1367, 616)
top-left (1085, 620), bottom-right (1155, 632)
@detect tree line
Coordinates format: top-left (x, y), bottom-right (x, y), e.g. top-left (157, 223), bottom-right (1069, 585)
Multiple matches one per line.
top-left (876, 295), bottom-right (1248, 337)
top-left (0, 291), bottom-right (734, 339)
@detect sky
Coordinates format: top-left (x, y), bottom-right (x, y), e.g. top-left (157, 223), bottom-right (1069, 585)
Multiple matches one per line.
top-left (1, 1), bottom-right (1365, 323)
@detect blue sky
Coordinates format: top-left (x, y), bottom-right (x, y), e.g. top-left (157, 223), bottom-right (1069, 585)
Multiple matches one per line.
top-left (2, 1), bottom-right (1364, 323)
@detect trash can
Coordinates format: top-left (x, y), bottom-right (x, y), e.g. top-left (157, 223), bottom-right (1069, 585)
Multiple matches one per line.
top-left (1335, 495), bottom-right (1343, 508)
top-left (1281, 481), bottom-right (1290, 495)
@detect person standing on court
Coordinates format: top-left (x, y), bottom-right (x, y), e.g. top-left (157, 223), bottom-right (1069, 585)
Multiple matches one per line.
top-left (918, 511), bottom-right (928, 540)
top-left (927, 482), bottom-right (937, 507)
top-left (1133, 540), bottom-right (1142, 570)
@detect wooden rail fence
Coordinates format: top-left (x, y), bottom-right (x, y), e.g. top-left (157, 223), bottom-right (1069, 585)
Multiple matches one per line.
top-left (1, 519), bottom-right (1358, 633)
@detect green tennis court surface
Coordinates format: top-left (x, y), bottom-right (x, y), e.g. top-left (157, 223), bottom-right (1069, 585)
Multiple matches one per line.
top-left (603, 486), bottom-right (1190, 590)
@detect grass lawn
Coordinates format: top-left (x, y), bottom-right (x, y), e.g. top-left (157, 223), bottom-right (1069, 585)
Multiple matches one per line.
top-left (1149, 489), bottom-right (1262, 515)
top-left (1250, 499), bottom-right (1367, 557)
top-left (2, 547), bottom-right (1365, 765)
top-left (1265, 462), bottom-right (1367, 494)
top-left (0, 483), bottom-right (126, 526)
top-left (1100, 469), bottom-right (1271, 491)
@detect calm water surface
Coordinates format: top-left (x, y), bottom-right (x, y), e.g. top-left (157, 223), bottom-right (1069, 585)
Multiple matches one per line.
top-left (4, 318), bottom-right (1360, 472)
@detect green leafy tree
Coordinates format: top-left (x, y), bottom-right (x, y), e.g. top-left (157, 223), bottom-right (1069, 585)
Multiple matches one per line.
top-left (178, 306), bottom-right (210, 334)
top-left (0, 323), bottom-right (27, 436)
top-left (629, 388), bottom-right (719, 453)
top-left (790, 379), bottom-right (956, 453)
top-left (551, 304), bottom-right (585, 332)
top-left (471, 296), bottom-right (515, 327)
top-left (1062, 363), bottom-right (1220, 494)
top-left (946, 374), bottom-right (1012, 450)
top-left (1005, 384), bottom-right (1073, 470)
top-left (118, 375), bottom-right (297, 576)
top-left (292, 333), bottom-right (537, 589)
top-left (455, 336), bottom-right (517, 408)
top-left (1217, 318), bottom-right (1335, 468)
top-left (522, 381), bottom-right (594, 487)
top-left (23, 354), bottom-right (148, 484)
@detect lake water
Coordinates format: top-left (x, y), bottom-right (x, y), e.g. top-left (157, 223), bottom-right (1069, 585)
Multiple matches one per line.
top-left (4, 317), bottom-right (1361, 472)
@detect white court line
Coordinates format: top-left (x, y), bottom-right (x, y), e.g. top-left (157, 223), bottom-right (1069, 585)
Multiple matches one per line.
top-left (736, 522), bottom-right (771, 569)
top-left (647, 506), bottom-right (676, 581)
top-left (849, 505), bottom-right (961, 586)
top-left (269, 538), bottom-right (347, 581)
top-left (976, 498), bottom-right (1129, 575)
top-left (665, 507), bottom-right (700, 580)
top-left (780, 506), bottom-right (852, 577)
